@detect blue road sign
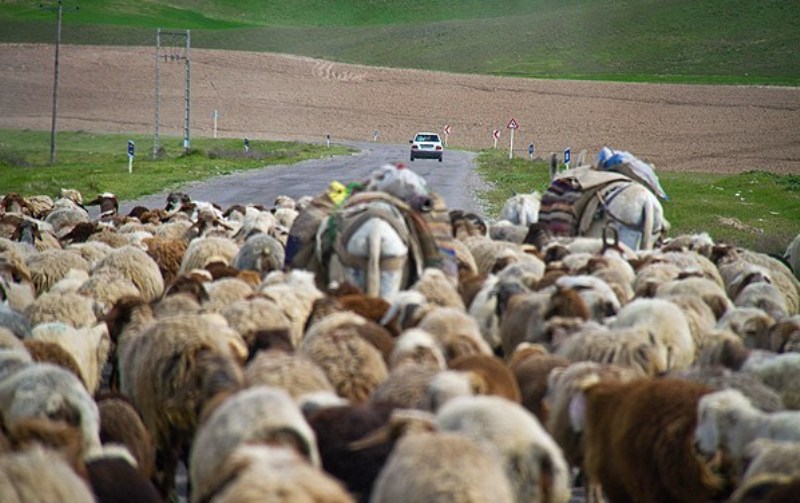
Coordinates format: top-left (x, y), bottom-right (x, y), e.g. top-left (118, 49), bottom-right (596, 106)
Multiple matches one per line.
top-left (127, 140), bottom-right (135, 157)
top-left (564, 148), bottom-right (571, 165)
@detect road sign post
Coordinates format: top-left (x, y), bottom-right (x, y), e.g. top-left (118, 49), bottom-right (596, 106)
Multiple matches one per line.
top-left (326, 133), bottom-right (330, 148)
top-left (507, 118), bottom-right (519, 159)
top-left (564, 147), bottom-right (571, 169)
top-left (492, 129), bottom-right (500, 149)
top-left (127, 140), bottom-right (135, 174)
top-left (244, 137), bottom-right (250, 153)
top-left (529, 143), bottom-right (534, 161)
top-left (373, 129), bottom-right (379, 142)
top-left (213, 109), bottom-right (218, 139)
top-left (443, 124), bottom-right (451, 146)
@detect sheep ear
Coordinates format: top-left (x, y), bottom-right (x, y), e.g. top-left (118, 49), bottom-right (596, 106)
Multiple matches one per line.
top-left (568, 391), bottom-right (587, 433)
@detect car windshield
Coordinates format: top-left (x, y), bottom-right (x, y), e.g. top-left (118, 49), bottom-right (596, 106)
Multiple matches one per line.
top-left (415, 134), bottom-right (440, 142)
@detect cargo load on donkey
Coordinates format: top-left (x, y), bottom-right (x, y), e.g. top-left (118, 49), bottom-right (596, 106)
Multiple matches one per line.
top-left (538, 147), bottom-right (669, 251)
top-left (285, 164), bottom-right (457, 299)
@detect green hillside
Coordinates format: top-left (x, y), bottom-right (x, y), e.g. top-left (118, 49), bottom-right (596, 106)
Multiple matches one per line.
top-left (1, 0), bottom-right (797, 85)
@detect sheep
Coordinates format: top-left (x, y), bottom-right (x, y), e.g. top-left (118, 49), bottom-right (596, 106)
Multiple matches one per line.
top-left (24, 290), bottom-right (97, 329)
top-left (489, 220), bottom-right (530, 243)
top-left (669, 365), bottom-right (784, 413)
top-left (543, 361), bottom-right (643, 472)
top-left (300, 312), bottom-right (389, 403)
top-left (694, 388), bottom-right (800, 471)
top-left (44, 205), bottom-right (90, 239)
top-left (555, 324), bottom-right (669, 376)
top-left (436, 394), bottom-right (571, 503)
top-left (0, 446), bottom-right (96, 503)
top-left (715, 246), bottom-right (799, 315)
top-left (197, 445), bottom-right (354, 503)
top-left (28, 322), bottom-right (110, 393)
top-left (139, 236), bottom-right (187, 287)
top-left (633, 260), bottom-right (683, 298)
top-left (189, 386), bottom-right (322, 503)
top-left (77, 267), bottom-right (140, 318)
top-left (735, 281), bottom-right (790, 320)
top-left (0, 303), bottom-right (32, 339)
top-left (610, 297), bottom-right (696, 370)
top-left (118, 312), bottom-right (247, 497)
top-left (717, 306), bottom-right (775, 349)
top-left (84, 446), bottom-right (164, 503)
top-left (572, 377), bottom-right (730, 503)
top-left (259, 269), bottom-right (325, 346)
top-left (370, 431), bottom-right (515, 503)
top-left (768, 315), bottom-right (800, 353)
top-left (307, 401), bottom-right (396, 500)
top-left (499, 192), bottom-right (542, 227)
top-left (244, 350), bottom-right (335, 399)
top-left (389, 328), bottom-right (446, 370)
top-left (508, 344), bottom-right (570, 422)
top-left (231, 232), bottom-right (284, 278)
top-left (466, 274), bottom-right (504, 351)
top-left (448, 353), bottom-right (522, 403)
top-left (202, 276), bottom-right (255, 313)
top-left (0, 327), bottom-right (25, 351)
top-left (555, 274), bottom-right (621, 321)
top-left (420, 369), bottom-right (483, 412)
top-left (25, 194), bottom-right (55, 220)
top-left (22, 339), bottom-right (84, 384)
top-left (785, 233), bottom-right (799, 279)
top-left (25, 248), bottom-right (91, 295)
top-left (416, 306), bottom-right (493, 361)
top-left (739, 351), bottom-right (800, 409)
top-left (96, 394), bottom-right (156, 480)
top-left (179, 236), bottom-right (239, 274)
top-left (369, 363), bottom-right (442, 409)
top-left (0, 362), bottom-right (101, 458)
top-left (93, 245), bottom-right (164, 302)
top-left (65, 240), bottom-right (114, 267)
top-left (656, 276), bottom-right (732, 320)
top-left (727, 439), bottom-right (800, 502)
top-left (499, 289), bottom-right (553, 355)
top-left (222, 296), bottom-right (293, 353)
top-left (411, 267), bottom-right (464, 310)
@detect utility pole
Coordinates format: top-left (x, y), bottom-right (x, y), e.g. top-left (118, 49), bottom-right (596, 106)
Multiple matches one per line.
top-left (153, 29), bottom-right (191, 157)
top-left (41, 0), bottom-right (78, 165)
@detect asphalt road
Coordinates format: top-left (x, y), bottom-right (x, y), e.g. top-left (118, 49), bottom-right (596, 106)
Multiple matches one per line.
top-left (119, 141), bottom-right (485, 216)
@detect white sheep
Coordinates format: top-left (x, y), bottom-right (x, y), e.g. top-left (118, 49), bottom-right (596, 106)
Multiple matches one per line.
top-left (245, 350), bottom-right (334, 399)
top-left (389, 328), bottom-right (446, 370)
top-left (25, 248), bottom-right (91, 295)
top-left (610, 297), bottom-right (696, 370)
top-left (259, 269), bottom-right (325, 347)
top-left (417, 306), bottom-right (492, 361)
top-left (499, 192), bottom-right (542, 227)
top-left (179, 235), bottom-right (240, 274)
top-left (740, 351), bottom-right (800, 409)
top-left (231, 232), bottom-right (284, 277)
top-left (93, 245), bottom-right (164, 302)
top-left (222, 295), bottom-right (293, 350)
top-left (28, 322), bottom-right (110, 393)
top-left (370, 431), bottom-right (515, 503)
top-left (197, 444), bottom-right (354, 503)
top-left (0, 446), bottom-right (96, 503)
top-left (0, 362), bottom-right (101, 457)
top-left (203, 277), bottom-right (255, 313)
top-left (436, 394), bottom-right (571, 503)
top-left (785, 233), bottom-right (800, 280)
top-left (717, 306), bottom-right (775, 349)
top-left (189, 386), bottom-right (321, 503)
top-left (694, 388), bottom-right (800, 467)
top-left (655, 276), bottom-right (733, 320)
top-left (24, 290), bottom-right (97, 329)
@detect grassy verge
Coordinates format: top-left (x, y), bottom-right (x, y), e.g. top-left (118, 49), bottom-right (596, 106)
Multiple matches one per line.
top-left (0, 129), bottom-right (355, 201)
top-left (475, 149), bottom-right (800, 255)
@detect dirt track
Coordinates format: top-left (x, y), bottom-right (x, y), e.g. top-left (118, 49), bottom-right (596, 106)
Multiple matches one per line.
top-left (1, 43), bottom-right (798, 174)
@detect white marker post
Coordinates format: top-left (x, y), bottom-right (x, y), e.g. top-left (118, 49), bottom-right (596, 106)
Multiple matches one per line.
top-left (373, 129), bottom-right (379, 142)
top-left (492, 129), bottom-right (500, 149)
top-left (127, 140), bottom-right (135, 174)
top-left (443, 124), bottom-right (451, 147)
top-left (529, 143), bottom-right (534, 161)
top-left (507, 118), bottom-right (519, 159)
top-left (564, 147), bottom-right (571, 170)
top-left (326, 133), bottom-right (331, 148)
top-left (213, 110), bottom-right (218, 139)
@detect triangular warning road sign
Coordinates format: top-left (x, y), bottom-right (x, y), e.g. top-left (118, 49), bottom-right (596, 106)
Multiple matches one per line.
top-left (507, 118), bottom-right (519, 129)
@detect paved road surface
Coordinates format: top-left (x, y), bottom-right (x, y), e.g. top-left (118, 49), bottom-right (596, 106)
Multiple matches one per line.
top-left (120, 141), bottom-right (485, 216)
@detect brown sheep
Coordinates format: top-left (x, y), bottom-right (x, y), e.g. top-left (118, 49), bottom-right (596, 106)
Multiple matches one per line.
top-left (508, 344), bottom-right (570, 423)
top-left (96, 394), bottom-right (156, 480)
top-left (141, 236), bottom-right (187, 287)
top-left (448, 353), bottom-right (522, 403)
top-left (572, 377), bottom-right (731, 503)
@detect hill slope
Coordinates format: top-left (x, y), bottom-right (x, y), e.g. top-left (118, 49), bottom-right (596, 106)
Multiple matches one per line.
top-left (1, 0), bottom-right (797, 84)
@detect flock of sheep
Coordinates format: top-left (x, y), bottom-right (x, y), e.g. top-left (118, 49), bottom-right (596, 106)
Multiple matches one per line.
top-left (1, 163), bottom-right (800, 503)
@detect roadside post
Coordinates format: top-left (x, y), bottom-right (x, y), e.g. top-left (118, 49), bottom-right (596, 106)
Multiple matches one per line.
top-left (213, 110), bottom-right (218, 139)
top-left (443, 124), bottom-right (451, 147)
top-left (492, 129), bottom-right (500, 149)
top-left (326, 133), bottom-right (331, 148)
top-left (529, 143), bottom-right (534, 161)
top-left (244, 137), bottom-right (250, 153)
top-left (564, 147), bottom-right (571, 169)
top-left (127, 140), bottom-right (135, 174)
top-left (507, 118), bottom-right (519, 159)
top-left (373, 129), bottom-right (379, 142)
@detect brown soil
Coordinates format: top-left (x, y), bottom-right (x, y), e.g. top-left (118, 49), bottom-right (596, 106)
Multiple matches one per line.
top-left (1, 43), bottom-right (798, 174)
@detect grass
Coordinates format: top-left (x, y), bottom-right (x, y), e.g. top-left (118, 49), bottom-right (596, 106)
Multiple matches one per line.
top-left (0, 128), bottom-right (354, 201)
top-left (475, 149), bottom-right (800, 255)
top-left (0, 0), bottom-right (797, 85)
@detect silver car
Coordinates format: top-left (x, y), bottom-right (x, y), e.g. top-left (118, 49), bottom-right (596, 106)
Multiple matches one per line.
top-left (410, 132), bottom-right (443, 162)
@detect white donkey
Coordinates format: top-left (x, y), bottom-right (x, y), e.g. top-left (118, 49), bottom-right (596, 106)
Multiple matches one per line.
top-left (324, 164), bottom-right (432, 299)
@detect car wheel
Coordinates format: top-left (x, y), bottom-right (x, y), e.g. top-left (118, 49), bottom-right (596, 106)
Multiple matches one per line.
top-left (410, 156), bottom-right (415, 162)
top-left (438, 156), bottom-right (443, 163)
